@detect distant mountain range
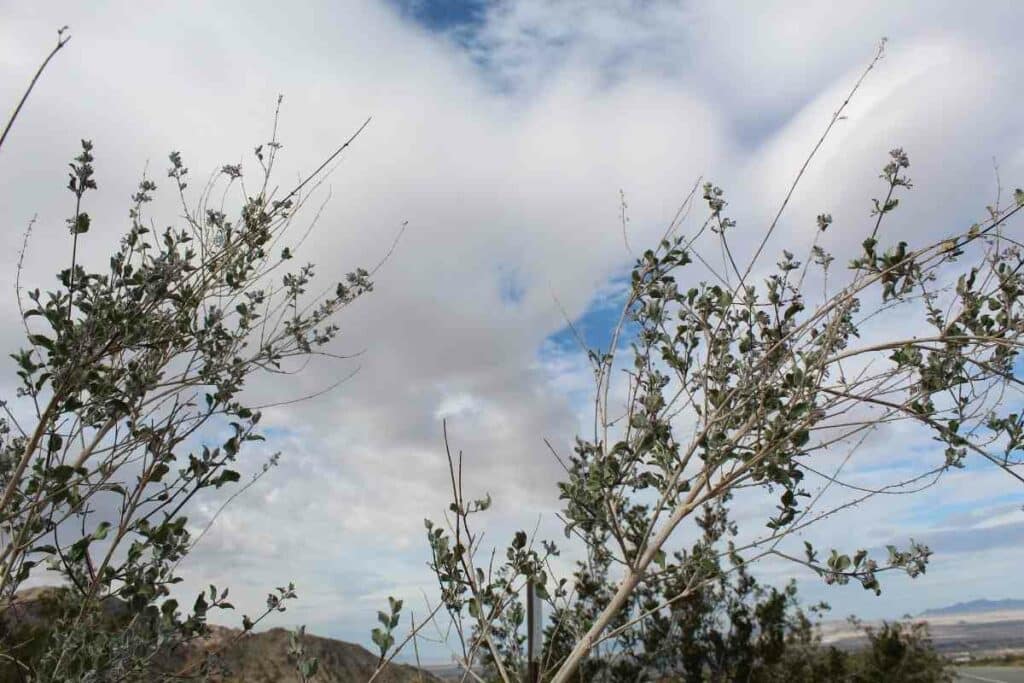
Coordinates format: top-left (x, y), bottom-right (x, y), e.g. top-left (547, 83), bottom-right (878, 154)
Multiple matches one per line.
top-left (920, 599), bottom-right (1024, 617)
top-left (821, 599), bottom-right (1024, 656)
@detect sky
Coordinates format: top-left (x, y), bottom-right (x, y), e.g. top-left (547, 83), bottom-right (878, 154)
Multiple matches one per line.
top-left (2, 0), bottom-right (1024, 665)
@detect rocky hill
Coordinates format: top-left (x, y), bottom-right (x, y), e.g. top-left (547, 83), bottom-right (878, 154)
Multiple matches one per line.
top-left (1, 587), bottom-right (437, 682)
top-left (170, 625), bottom-right (437, 682)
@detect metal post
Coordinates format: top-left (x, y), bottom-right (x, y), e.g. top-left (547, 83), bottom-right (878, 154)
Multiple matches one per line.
top-left (527, 579), bottom-right (541, 683)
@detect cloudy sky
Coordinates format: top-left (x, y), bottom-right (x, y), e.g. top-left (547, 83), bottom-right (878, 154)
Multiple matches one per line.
top-left (2, 0), bottom-right (1024, 663)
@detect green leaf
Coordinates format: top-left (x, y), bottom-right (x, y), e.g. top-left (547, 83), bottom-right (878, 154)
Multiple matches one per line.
top-left (69, 212), bottom-right (91, 234)
top-left (92, 521), bottom-right (112, 541)
top-left (213, 469), bottom-right (241, 488)
top-left (654, 549), bottom-right (667, 570)
top-left (150, 463), bottom-right (170, 482)
top-left (28, 335), bottom-right (53, 351)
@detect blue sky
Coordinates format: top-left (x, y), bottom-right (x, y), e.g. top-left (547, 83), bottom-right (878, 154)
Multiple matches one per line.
top-left (2, 0), bottom-right (1024, 665)
top-left (390, 0), bottom-right (488, 31)
top-left (544, 275), bottom-right (633, 354)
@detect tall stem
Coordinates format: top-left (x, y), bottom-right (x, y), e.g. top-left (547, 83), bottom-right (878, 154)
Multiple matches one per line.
top-left (0, 28), bottom-right (71, 156)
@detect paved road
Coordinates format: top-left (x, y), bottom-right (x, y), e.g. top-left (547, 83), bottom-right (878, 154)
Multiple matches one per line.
top-left (956, 667), bottom-right (1024, 682)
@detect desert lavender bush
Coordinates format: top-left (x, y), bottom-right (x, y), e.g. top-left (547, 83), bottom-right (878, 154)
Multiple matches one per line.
top-left (386, 42), bottom-right (1024, 683)
top-left (0, 40), bottom-right (377, 678)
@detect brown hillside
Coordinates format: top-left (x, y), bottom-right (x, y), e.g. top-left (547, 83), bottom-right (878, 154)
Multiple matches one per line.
top-left (0, 587), bottom-right (437, 682)
top-left (172, 626), bottom-right (437, 683)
